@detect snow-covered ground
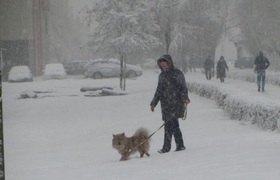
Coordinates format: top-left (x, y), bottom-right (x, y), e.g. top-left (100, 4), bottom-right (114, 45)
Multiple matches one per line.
top-left (3, 69), bottom-right (280, 180)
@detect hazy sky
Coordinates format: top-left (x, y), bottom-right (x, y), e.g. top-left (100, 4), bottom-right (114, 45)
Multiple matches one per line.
top-left (68, 0), bottom-right (93, 15)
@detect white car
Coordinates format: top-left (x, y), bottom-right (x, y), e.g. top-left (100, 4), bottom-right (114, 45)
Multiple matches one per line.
top-left (84, 58), bottom-right (143, 79)
top-left (43, 63), bottom-right (66, 80)
top-left (8, 65), bottom-right (33, 82)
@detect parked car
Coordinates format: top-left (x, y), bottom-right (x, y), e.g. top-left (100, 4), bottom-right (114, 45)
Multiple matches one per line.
top-left (43, 63), bottom-right (66, 80)
top-left (234, 57), bottom-right (254, 69)
top-left (84, 58), bottom-right (143, 79)
top-left (141, 58), bottom-right (157, 69)
top-left (8, 65), bottom-right (33, 82)
top-left (63, 60), bottom-right (89, 75)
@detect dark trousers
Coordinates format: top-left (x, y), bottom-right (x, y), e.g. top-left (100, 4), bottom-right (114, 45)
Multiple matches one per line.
top-left (257, 70), bottom-right (266, 91)
top-left (162, 118), bottom-right (184, 151)
top-left (205, 69), bottom-right (212, 80)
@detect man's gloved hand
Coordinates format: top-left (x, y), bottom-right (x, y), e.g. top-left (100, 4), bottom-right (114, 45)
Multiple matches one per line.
top-left (150, 106), bottom-right (155, 112)
top-left (184, 99), bottom-right (190, 105)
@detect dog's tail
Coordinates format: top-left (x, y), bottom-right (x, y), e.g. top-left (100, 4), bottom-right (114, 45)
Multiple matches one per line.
top-left (134, 127), bottom-right (150, 140)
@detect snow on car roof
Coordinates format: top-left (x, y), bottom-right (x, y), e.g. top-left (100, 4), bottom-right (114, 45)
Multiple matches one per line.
top-left (45, 63), bottom-right (65, 69)
top-left (10, 65), bottom-right (31, 73)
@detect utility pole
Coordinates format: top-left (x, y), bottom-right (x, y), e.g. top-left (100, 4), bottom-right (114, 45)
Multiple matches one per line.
top-left (220, 1), bottom-right (229, 57)
top-left (32, 0), bottom-right (43, 75)
top-left (0, 48), bottom-right (7, 81)
top-left (0, 48), bottom-right (6, 64)
top-left (0, 47), bottom-right (6, 180)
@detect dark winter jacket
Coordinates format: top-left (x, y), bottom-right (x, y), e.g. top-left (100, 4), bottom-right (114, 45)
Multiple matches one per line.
top-left (216, 57), bottom-right (229, 78)
top-left (204, 56), bottom-right (214, 70)
top-left (254, 52), bottom-right (270, 72)
top-left (150, 54), bottom-right (189, 121)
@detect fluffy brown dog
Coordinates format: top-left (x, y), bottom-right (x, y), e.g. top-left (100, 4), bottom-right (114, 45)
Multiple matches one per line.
top-left (112, 127), bottom-right (150, 161)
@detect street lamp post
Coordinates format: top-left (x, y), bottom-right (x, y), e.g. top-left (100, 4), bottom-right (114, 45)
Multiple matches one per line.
top-left (0, 48), bottom-right (7, 78)
top-left (0, 48), bottom-right (7, 81)
top-left (0, 47), bottom-right (6, 180)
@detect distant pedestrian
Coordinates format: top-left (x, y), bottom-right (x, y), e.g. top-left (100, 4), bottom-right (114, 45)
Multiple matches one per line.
top-left (216, 56), bottom-right (229, 83)
top-left (254, 51), bottom-right (270, 92)
top-left (204, 56), bottom-right (214, 80)
top-left (188, 58), bottom-right (196, 72)
top-left (150, 54), bottom-right (190, 154)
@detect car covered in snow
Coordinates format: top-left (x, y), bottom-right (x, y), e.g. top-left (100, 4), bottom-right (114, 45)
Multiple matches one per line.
top-left (8, 65), bottom-right (33, 82)
top-left (84, 58), bottom-right (143, 79)
top-left (43, 63), bottom-right (66, 80)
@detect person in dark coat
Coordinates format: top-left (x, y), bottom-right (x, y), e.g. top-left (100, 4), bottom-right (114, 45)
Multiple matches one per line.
top-left (216, 56), bottom-right (229, 83)
top-left (204, 56), bottom-right (214, 80)
top-left (188, 57), bottom-right (196, 72)
top-left (254, 50), bottom-right (270, 92)
top-left (150, 54), bottom-right (190, 153)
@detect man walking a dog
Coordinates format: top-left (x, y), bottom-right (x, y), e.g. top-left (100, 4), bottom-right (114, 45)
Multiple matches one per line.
top-left (150, 54), bottom-right (190, 154)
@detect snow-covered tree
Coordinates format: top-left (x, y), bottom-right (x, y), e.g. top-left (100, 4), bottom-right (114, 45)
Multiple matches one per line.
top-left (84, 0), bottom-right (233, 73)
top-left (85, 0), bottom-right (160, 90)
top-left (154, 0), bottom-right (179, 54)
top-left (236, 0), bottom-right (280, 54)
top-left (47, 0), bottom-right (91, 64)
top-left (236, 0), bottom-right (280, 70)
top-left (154, 0), bottom-right (225, 70)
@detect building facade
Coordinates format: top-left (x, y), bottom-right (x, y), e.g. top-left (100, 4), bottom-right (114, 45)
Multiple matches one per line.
top-left (0, 0), bottom-right (49, 78)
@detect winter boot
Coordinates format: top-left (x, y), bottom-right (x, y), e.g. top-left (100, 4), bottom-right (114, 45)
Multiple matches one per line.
top-left (175, 146), bottom-right (186, 152)
top-left (158, 149), bottom-right (169, 154)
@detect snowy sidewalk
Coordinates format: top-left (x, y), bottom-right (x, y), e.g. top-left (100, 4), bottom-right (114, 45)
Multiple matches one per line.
top-left (183, 94), bottom-right (280, 180)
top-left (186, 70), bottom-right (280, 103)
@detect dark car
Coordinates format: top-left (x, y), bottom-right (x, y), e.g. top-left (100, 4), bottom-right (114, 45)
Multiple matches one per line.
top-left (63, 60), bottom-right (89, 75)
top-left (234, 57), bottom-right (254, 69)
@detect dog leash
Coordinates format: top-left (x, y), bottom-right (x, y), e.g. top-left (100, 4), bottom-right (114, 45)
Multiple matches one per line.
top-left (127, 105), bottom-right (188, 153)
top-left (127, 123), bottom-right (165, 153)
top-left (182, 104), bottom-right (188, 120)
top-left (148, 122), bottom-right (165, 139)
top-left (128, 106), bottom-right (188, 153)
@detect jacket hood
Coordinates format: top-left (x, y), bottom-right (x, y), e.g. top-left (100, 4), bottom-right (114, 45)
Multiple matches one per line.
top-left (157, 54), bottom-right (174, 71)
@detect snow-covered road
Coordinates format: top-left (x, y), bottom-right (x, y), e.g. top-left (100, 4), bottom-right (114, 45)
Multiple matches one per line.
top-left (3, 70), bottom-right (280, 180)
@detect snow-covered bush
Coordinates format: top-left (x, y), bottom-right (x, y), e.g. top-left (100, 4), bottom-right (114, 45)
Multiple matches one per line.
top-left (187, 81), bottom-right (280, 131)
